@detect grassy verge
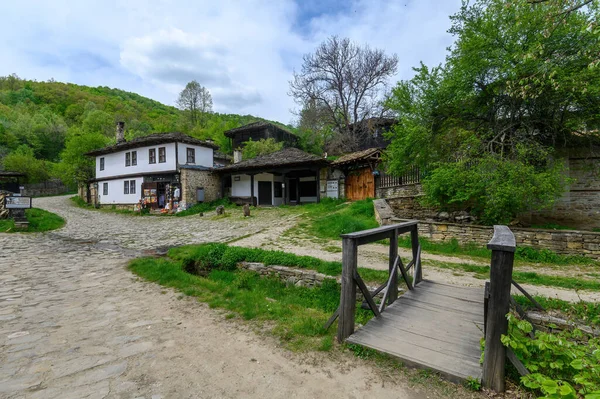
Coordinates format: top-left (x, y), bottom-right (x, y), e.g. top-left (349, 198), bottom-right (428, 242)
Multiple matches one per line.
top-left (289, 198), bottom-right (379, 240)
top-left (168, 243), bottom-right (390, 284)
top-left (129, 245), bottom-right (379, 351)
top-left (398, 236), bottom-right (596, 266)
top-left (430, 261), bottom-right (600, 291)
top-left (514, 295), bottom-right (600, 326)
top-left (0, 208), bottom-right (65, 233)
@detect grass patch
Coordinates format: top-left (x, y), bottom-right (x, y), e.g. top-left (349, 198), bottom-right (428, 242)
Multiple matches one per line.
top-left (174, 198), bottom-right (234, 217)
top-left (168, 243), bottom-right (390, 284)
top-left (513, 295), bottom-right (600, 326)
top-left (128, 254), bottom-right (374, 351)
top-left (293, 198), bottom-right (379, 240)
top-left (0, 208), bottom-right (65, 233)
top-left (431, 261), bottom-right (600, 291)
top-left (399, 236), bottom-right (595, 266)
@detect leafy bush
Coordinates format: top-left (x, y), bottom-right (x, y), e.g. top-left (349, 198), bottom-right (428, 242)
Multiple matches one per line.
top-left (502, 314), bottom-right (600, 398)
top-left (422, 155), bottom-right (567, 225)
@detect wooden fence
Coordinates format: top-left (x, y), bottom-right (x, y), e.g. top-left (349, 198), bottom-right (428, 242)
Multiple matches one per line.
top-left (376, 166), bottom-right (423, 189)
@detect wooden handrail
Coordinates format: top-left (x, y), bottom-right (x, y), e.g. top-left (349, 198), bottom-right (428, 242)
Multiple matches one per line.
top-left (336, 221), bottom-right (422, 343)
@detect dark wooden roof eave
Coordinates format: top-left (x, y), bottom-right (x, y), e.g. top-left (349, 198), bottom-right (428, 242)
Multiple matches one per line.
top-left (215, 160), bottom-right (328, 174)
top-left (85, 133), bottom-right (218, 157)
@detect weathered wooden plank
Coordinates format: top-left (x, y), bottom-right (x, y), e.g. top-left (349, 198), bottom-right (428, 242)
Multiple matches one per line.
top-left (323, 307), bottom-right (339, 330)
top-left (354, 272), bottom-right (381, 317)
top-left (483, 226), bottom-right (516, 393)
top-left (411, 229), bottom-right (422, 285)
top-left (389, 229), bottom-right (399, 304)
top-left (512, 280), bottom-right (544, 310)
top-left (379, 256), bottom-right (399, 313)
top-left (348, 328), bottom-right (482, 383)
top-left (338, 237), bottom-right (358, 342)
top-left (507, 348), bottom-right (530, 376)
top-left (340, 221), bottom-right (418, 240)
top-left (397, 256), bottom-right (413, 291)
top-left (408, 282), bottom-right (484, 305)
top-left (384, 298), bottom-right (484, 324)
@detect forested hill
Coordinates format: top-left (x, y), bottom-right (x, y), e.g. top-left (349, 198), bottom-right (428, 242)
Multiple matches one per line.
top-left (0, 74), bottom-right (294, 185)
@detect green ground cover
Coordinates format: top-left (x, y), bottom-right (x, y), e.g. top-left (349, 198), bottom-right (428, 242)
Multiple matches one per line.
top-left (0, 208), bottom-right (65, 233)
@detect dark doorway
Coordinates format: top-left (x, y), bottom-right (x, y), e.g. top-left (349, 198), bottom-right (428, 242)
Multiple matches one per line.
top-left (288, 179), bottom-right (298, 202)
top-left (258, 181), bottom-right (272, 205)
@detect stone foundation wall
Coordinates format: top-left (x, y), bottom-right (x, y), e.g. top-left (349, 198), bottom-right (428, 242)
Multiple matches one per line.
top-left (240, 262), bottom-right (334, 287)
top-left (376, 183), bottom-right (423, 199)
top-left (387, 195), bottom-right (437, 220)
top-left (180, 169), bottom-right (221, 208)
top-left (21, 180), bottom-right (70, 197)
top-left (404, 219), bottom-right (600, 260)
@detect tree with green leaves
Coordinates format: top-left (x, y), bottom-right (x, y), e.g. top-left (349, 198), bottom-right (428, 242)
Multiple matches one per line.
top-left (241, 138), bottom-right (283, 160)
top-left (176, 80), bottom-right (213, 127)
top-left (386, 0), bottom-right (599, 224)
top-left (54, 128), bottom-right (110, 187)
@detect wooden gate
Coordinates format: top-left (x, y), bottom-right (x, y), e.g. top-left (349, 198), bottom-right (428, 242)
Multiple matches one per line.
top-left (345, 167), bottom-right (375, 200)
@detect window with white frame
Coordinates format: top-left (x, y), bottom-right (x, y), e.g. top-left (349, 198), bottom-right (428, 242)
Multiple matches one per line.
top-left (103, 182), bottom-right (108, 195)
top-left (129, 180), bottom-right (136, 194)
top-left (149, 148), bottom-right (156, 164)
top-left (125, 152), bottom-right (131, 166)
top-left (100, 157), bottom-right (105, 171)
top-left (131, 151), bottom-right (137, 166)
top-left (158, 147), bottom-right (166, 163)
top-left (124, 181), bottom-right (129, 194)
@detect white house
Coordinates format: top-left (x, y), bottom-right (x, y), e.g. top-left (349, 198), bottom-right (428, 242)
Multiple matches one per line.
top-left (216, 147), bottom-right (329, 206)
top-left (85, 123), bottom-right (221, 209)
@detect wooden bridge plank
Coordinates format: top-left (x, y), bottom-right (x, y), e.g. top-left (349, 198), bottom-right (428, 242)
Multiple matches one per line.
top-left (348, 279), bottom-right (485, 383)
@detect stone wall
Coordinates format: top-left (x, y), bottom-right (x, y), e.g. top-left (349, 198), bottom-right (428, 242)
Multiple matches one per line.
top-left (376, 183), bottom-right (423, 199)
top-left (403, 219), bottom-right (600, 260)
top-left (527, 156), bottom-right (600, 226)
top-left (240, 262), bottom-right (335, 288)
top-left (21, 180), bottom-right (70, 197)
top-left (180, 169), bottom-right (221, 208)
top-left (387, 195), bottom-right (437, 220)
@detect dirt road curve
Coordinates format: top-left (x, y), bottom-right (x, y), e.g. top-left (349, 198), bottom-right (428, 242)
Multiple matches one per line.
top-left (0, 196), bottom-right (425, 399)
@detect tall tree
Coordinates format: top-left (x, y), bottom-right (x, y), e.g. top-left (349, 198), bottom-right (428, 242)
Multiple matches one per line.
top-left (289, 36), bottom-right (398, 153)
top-left (176, 80), bottom-right (213, 127)
top-left (385, 0), bottom-right (600, 224)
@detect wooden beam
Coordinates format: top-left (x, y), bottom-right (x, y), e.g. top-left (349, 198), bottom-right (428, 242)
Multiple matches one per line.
top-left (397, 256), bottom-right (413, 291)
top-left (250, 174), bottom-right (255, 206)
top-left (388, 228), bottom-right (399, 304)
top-left (411, 227), bottom-right (422, 285)
top-left (338, 237), bottom-right (358, 342)
top-left (482, 225), bottom-right (516, 393)
top-left (354, 272), bottom-right (381, 317)
top-left (512, 280), bottom-right (544, 311)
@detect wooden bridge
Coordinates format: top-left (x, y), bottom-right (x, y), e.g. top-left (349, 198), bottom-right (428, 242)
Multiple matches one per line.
top-left (327, 221), bottom-right (535, 392)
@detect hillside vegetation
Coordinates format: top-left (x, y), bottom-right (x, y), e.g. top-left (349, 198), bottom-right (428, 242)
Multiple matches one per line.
top-left (0, 74), bottom-right (296, 186)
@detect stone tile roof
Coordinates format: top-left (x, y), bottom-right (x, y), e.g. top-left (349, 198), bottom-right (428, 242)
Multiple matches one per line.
top-left (331, 148), bottom-right (382, 166)
top-left (85, 132), bottom-right (218, 156)
top-left (216, 148), bottom-right (328, 173)
top-left (223, 121), bottom-right (296, 138)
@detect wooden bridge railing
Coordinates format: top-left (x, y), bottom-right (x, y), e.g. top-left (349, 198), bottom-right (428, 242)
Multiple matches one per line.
top-left (333, 221), bottom-right (422, 343)
top-left (483, 225), bottom-right (545, 392)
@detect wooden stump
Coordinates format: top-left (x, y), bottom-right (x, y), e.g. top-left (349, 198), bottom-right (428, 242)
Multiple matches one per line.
top-left (243, 204), bottom-right (250, 217)
top-left (216, 205), bottom-right (225, 215)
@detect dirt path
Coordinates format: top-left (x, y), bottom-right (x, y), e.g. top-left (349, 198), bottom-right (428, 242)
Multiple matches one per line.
top-left (235, 234), bottom-right (600, 303)
top-left (1, 196), bottom-right (436, 399)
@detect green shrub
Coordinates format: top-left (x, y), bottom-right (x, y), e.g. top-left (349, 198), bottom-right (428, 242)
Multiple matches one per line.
top-left (422, 155), bottom-right (568, 225)
top-left (503, 313), bottom-right (600, 398)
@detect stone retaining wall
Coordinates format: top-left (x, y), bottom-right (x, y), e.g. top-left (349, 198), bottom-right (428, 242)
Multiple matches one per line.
top-left (240, 262), bottom-right (334, 287)
top-left (21, 180), bottom-right (70, 197)
top-left (376, 183), bottom-right (423, 199)
top-left (404, 219), bottom-right (600, 260)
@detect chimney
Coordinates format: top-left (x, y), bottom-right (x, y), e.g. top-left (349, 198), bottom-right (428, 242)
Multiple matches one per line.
top-left (116, 122), bottom-right (125, 143)
top-left (233, 149), bottom-right (242, 164)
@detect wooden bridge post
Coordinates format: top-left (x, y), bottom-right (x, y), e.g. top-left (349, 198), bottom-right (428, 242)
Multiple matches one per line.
top-left (388, 228), bottom-right (398, 304)
top-left (482, 225), bottom-right (516, 392)
top-left (338, 237), bottom-right (358, 342)
top-left (410, 225), bottom-right (422, 284)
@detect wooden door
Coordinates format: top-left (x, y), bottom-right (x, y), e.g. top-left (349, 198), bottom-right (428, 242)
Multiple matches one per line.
top-left (345, 168), bottom-right (375, 201)
top-left (258, 181), bottom-right (272, 206)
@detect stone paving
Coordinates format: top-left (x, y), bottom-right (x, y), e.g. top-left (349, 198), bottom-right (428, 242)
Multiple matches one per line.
top-left (0, 196), bottom-right (423, 399)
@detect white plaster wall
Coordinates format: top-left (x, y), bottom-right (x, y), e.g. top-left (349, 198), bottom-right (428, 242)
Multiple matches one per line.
top-left (96, 143), bottom-right (176, 179)
top-left (97, 177), bottom-right (143, 205)
top-left (231, 173), bottom-right (284, 206)
top-left (176, 143), bottom-right (213, 167)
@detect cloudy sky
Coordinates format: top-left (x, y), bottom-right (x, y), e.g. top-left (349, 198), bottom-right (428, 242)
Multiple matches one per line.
top-left (0, 0), bottom-right (462, 124)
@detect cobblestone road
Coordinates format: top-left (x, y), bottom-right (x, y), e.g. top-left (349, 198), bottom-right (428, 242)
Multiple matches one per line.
top-left (0, 196), bottom-right (423, 399)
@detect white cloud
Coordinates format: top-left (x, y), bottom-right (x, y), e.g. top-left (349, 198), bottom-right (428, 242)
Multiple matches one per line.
top-left (0, 0), bottom-right (462, 124)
